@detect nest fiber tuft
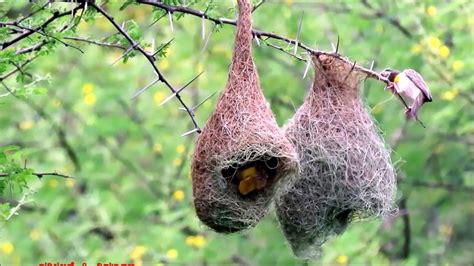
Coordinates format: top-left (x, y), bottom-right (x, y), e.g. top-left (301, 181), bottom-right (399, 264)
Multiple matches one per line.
top-left (276, 55), bottom-right (397, 258)
top-left (191, 0), bottom-right (298, 233)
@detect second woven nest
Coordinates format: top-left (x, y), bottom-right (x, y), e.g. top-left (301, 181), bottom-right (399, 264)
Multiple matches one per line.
top-left (275, 54), bottom-right (397, 258)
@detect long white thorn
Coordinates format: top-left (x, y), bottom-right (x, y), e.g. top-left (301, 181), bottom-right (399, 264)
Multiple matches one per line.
top-left (302, 58), bottom-right (311, 79)
top-left (201, 16), bottom-right (206, 40)
top-left (168, 12), bottom-right (174, 33)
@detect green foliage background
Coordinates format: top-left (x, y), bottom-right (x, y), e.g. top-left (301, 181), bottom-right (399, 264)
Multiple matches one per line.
top-left (0, 0), bottom-right (473, 265)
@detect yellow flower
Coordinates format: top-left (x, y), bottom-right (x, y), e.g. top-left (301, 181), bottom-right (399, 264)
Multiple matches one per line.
top-left (451, 60), bottom-right (463, 72)
top-left (153, 143), bottom-right (162, 154)
top-left (172, 190), bottom-right (185, 201)
top-left (52, 98), bottom-right (61, 107)
top-left (66, 179), bottom-right (75, 188)
top-left (427, 36), bottom-right (441, 49)
top-left (197, 63), bottom-right (204, 74)
top-left (186, 235), bottom-right (206, 248)
top-left (82, 83), bottom-right (94, 94)
top-left (153, 91), bottom-right (165, 105)
top-left (158, 59), bottom-right (169, 70)
top-left (439, 224), bottom-right (453, 238)
top-left (335, 255), bottom-right (348, 265)
top-left (410, 44), bottom-right (422, 54)
top-left (130, 245), bottom-right (147, 260)
top-left (176, 144), bottom-right (185, 154)
top-left (172, 158), bottom-right (182, 167)
top-left (438, 45), bottom-right (450, 58)
top-left (48, 179), bottom-right (58, 188)
top-left (426, 6), bottom-right (437, 17)
top-left (441, 88), bottom-right (458, 101)
top-left (375, 24), bottom-right (384, 34)
top-left (29, 229), bottom-right (40, 241)
top-left (0, 241), bottom-right (14, 255)
top-left (84, 93), bottom-right (97, 106)
top-left (433, 144), bottom-right (444, 154)
top-left (19, 120), bottom-right (33, 130)
top-left (372, 105), bottom-right (382, 114)
top-left (166, 249), bottom-right (178, 260)
top-left (284, 0), bottom-right (294, 5)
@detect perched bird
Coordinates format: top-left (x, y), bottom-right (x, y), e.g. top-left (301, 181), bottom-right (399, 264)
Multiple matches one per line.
top-left (236, 165), bottom-right (267, 195)
top-left (380, 68), bottom-right (433, 126)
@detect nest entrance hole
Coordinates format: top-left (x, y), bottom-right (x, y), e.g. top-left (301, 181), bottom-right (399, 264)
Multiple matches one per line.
top-left (221, 156), bottom-right (279, 197)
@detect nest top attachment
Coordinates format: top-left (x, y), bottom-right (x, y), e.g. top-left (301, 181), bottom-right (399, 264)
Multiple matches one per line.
top-left (191, 0), bottom-right (298, 233)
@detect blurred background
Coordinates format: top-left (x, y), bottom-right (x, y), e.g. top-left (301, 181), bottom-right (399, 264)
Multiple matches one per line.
top-left (0, 0), bottom-right (473, 265)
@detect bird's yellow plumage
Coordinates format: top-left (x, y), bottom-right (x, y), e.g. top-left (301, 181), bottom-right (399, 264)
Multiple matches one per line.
top-left (393, 74), bottom-right (400, 83)
top-left (237, 166), bottom-right (266, 195)
top-left (238, 167), bottom-right (257, 180)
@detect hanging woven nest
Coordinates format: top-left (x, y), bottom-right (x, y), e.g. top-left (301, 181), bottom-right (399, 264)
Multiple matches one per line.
top-left (275, 54), bottom-right (397, 258)
top-left (191, 0), bottom-right (298, 233)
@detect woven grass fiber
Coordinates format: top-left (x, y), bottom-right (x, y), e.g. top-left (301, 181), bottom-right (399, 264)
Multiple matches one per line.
top-left (275, 54), bottom-right (397, 258)
top-left (191, 0), bottom-right (298, 233)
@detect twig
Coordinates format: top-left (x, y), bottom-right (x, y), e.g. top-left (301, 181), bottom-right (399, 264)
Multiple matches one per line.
top-left (398, 198), bottom-right (411, 259)
top-left (1, 4), bottom-right (84, 50)
top-left (0, 172), bottom-right (74, 179)
top-left (63, 36), bottom-right (127, 50)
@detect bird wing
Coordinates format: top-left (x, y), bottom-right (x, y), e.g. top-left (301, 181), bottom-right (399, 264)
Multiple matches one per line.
top-left (404, 69), bottom-right (433, 102)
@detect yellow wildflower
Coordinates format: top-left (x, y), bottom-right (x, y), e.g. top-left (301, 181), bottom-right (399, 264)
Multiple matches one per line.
top-left (427, 36), bottom-right (441, 49)
top-left (48, 179), bottom-right (58, 188)
top-left (52, 98), bottom-right (61, 107)
top-left (186, 235), bottom-right (206, 248)
top-left (29, 229), bottom-right (40, 241)
top-left (284, 0), bottom-right (294, 5)
top-left (375, 24), bottom-right (384, 34)
top-left (197, 63), bottom-right (204, 74)
top-left (438, 45), bottom-right (450, 58)
top-left (426, 6), bottom-right (437, 17)
top-left (153, 143), bottom-right (162, 154)
top-left (166, 249), bottom-right (178, 260)
top-left (173, 158), bottom-right (182, 167)
top-left (82, 83), bottom-right (94, 94)
top-left (19, 120), bottom-right (33, 130)
top-left (451, 60), bottom-right (463, 72)
top-left (439, 224), bottom-right (453, 238)
top-left (84, 93), bottom-right (97, 106)
top-left (172, 190), bottom-right (185, 201)
top-left (433, 144), bottom-right (444, 154)
top-left (176, 144), bottom-right (185, 154)
top-left (66, 179), bottom-right (75, 188)
top-left (335, 255), bottom-right (348, 265)
top-left (372, 105), bottom-right (382, 114)
top-left (0, 241), bottom-right (14, 255)
top-left (153, 91), bottom-right (165, 104)
top-left (441, 88), bottom-right (458, 101)
top-left (158, 59), bottom-right (169, 70)
top-left (410, 44), bottom-right (422, 54)
top-left (130, 245), bottom-right (147, 260)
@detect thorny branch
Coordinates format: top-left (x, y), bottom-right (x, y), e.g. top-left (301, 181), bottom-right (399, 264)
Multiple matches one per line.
top-left (137, 0), bottom-right (392, 85)
top-left (91, 3), bottom-right (202, 134)
top-left (0, 172), bottom-right (74, 179)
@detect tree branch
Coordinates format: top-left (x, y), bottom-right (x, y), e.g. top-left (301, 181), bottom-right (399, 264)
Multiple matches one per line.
top-left (91, 2), bottom-right (201, 134)
top-left (0, 172), bottom-right (74, 179)
top-left (137, 0), bottom-right (392, 85)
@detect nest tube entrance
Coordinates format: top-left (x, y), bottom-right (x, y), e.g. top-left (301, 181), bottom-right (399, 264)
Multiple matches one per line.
top-left (276, 55), bottom-right (397, 258)
top-left (190, 0), bottom-right (298, 233)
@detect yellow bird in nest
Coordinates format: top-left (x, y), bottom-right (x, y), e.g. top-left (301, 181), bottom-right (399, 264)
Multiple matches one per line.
top-left (237, 165), bottom-right (268, 195)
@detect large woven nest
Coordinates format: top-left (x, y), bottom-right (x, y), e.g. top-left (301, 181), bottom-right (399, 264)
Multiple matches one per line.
top-left (191, 0), bottom-right (298, 233)
top-left (275, 54), bottom-right (397, 258)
